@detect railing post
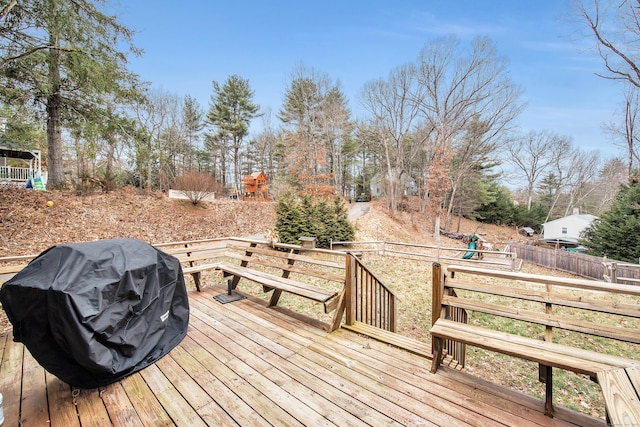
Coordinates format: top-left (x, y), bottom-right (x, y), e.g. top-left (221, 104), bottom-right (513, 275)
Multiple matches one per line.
top-left (431, 262), bottom-right (443, 354)
top-left (431, 262), bottom-right (444, 370)
top-left (389, 292), bottom-right (397, 332)
top-left (345, 254), bottom-right (357, 326)
top-left (431, 262), bottom-right (443, 327)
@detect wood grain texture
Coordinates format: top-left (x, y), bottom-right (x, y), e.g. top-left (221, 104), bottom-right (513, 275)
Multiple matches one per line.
top-left (597, 369), bottom-right (640, 427)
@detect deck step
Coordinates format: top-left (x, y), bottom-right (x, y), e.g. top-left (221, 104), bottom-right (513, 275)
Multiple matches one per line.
top-left (341, 321), bottom-right (432, 359)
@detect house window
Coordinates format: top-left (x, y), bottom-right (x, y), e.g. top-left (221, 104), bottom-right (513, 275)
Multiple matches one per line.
top-left (562, 227), bottom-right (568, 234)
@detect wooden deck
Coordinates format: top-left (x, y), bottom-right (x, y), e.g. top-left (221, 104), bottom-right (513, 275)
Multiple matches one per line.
top-left (0, 285), bottom-right (606, 427)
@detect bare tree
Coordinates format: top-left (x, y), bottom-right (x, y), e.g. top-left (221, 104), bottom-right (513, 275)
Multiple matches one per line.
top-left (576, 1), bottom-right (640, 181)
top-left (316, 86), bottom-right (354, 196)
top-left (416, 36), bottom-right (523, 239)
top-left (575, 0), bottom-right (640, 88)
top-left (506, 130), bottom-right (570, 211)
top-left (361, 63), bottom-right (429, 214)
top-left (251, 108), bottom-right (281, 180)
top-left (539, 145), bottom-right (600, 221)
top-left (591, 156), bottom-right (628, 212)
top-left (561, 149), bottom-right (601, 215)
top-left (131, 89), bottom-right (178, 191)
top-left (445, 116), bottom-right (503, 229)
top-left (604, 86), bottom-right (640, 178)
top-left (279, 65), bottom-right (350, 196)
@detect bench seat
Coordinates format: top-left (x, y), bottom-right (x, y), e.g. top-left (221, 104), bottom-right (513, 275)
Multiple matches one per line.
top-left (430, 319), bottom-right (639, 376)
top-left (430, 262), bottom-right (640, 420)
top-left (596, 367), bottom-right (640, 426)
top-left (215, 261), bottom-right (341, 313)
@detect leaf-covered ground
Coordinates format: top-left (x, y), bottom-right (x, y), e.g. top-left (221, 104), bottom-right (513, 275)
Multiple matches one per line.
top-left (0, 186), bottom-right (276, 257)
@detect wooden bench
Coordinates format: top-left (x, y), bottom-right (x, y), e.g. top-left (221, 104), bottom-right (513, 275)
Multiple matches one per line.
top-left (0, 238), bottom-right (349, 330)
top-left (215, 261), bottom-right (340, 312)
top-left (155, 239), bottom-right (228, 291)
top-left (0, 239), bottom-right (228, 286)
top-left (214, 239), bottom-right (346, 330)
top-left (0, 254), bottom-right (35, 283)
top-left (166, 238), bottom-right (347, 331)
top-left (430, 263), bottom-right (640, 420)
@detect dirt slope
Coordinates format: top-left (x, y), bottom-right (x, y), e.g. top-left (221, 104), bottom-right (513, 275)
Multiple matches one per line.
top-left (1, 189), bottom-right (521, 257)
top-left (0, 187), bottom-right (277, 257)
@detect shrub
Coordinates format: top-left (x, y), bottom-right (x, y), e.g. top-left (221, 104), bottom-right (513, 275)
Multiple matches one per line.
top-left (173, 172), bottom-right (219, 205)
top-left (275, 191), bottom-right (354, 248)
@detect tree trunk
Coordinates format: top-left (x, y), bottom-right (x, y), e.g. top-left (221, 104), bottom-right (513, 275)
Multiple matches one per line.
top-left (433, 212), bottom-right (441, 242)
top-left (104, 134), bottom-right (116, 192)
top-left (46, 44), bottom-right (65, 188)
top-left (146, 139), bottom-right (152, 191)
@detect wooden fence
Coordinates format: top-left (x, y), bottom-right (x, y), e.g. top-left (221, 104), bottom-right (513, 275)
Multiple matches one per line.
top-left (510, 242), bottom-right (640, 284)
top-left (331, 239), bottom-right (519, 270)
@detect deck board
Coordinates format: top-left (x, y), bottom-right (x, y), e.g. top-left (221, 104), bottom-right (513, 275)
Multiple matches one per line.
top-left (0, 284), bottom-right (607, 426)
top-left (20, 350), bottom-right (48, 426)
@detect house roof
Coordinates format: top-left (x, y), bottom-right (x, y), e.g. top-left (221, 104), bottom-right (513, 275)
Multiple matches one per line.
top-left (0, 146), bottom-right (41, 160)
top-left (542, 214), bottom-right (597, 226)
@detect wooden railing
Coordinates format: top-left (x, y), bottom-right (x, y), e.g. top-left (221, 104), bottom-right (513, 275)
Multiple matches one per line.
top-left (344, 253), bottom-right (396, 332)
top-left (431, 263), bottom-right (468, 367)
top-left (0, 166), bottom-right (32, 181)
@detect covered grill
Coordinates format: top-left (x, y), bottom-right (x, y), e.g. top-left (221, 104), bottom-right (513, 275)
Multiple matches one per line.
top-left (0, 238), bottom-right (189, 388)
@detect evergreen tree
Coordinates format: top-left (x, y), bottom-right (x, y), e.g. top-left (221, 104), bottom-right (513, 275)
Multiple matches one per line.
top-left (275, 191), bottom-right (304, 245)
top-left (0, 0), bottom-right (141, 189)
top-left (581, 181), bottom-right (640, 262)
top-left (182, 95), bottom-right (204, 171)
top-left (299, 194), bottom-right (319, 238)
top-left (512, 202), bottom-right (548, 231)
top-left (472, 182), bottom-right (515, 225)
top-left (207, 75), bottom-right (259, 191)
top-left (275, 193), bottom-right (355, 248)
top-left (0, 104), bottom-right (46, 149)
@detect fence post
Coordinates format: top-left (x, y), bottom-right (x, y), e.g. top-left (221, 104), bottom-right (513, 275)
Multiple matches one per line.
top-left (611, 262), bottom-right (617, 284)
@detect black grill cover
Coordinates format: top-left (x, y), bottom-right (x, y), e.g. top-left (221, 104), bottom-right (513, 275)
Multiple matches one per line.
top-left (0, 238), bottom-right (189, 388)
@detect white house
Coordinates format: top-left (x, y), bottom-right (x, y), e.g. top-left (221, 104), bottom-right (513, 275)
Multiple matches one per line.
top-left (541, 213), bottom-right (598, 246)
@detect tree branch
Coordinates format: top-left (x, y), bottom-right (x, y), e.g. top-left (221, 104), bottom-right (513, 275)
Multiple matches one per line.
top-left (0, 44), bottom-right (81, 66)
top-left (582, 1), bottom-right (640, 88)
top-left (0, 0), bottom-right (17, 22)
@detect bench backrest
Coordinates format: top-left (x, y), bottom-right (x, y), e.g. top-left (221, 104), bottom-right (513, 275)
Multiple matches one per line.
top-left (224, 239), bottom-right (346, 285)
top-left (433, 263), bottom-right (640, 361)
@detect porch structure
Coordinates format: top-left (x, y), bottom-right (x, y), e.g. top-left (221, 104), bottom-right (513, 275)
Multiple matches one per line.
top-left (0, 146), bottom-right (44, 189)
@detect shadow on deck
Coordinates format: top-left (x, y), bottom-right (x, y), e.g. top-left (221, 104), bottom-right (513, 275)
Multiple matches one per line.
top-left (0, 284), bottom-right (605, 426)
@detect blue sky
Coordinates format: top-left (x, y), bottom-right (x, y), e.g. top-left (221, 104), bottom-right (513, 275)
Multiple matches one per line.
top-left (119, 1), bottom-right (621, 157)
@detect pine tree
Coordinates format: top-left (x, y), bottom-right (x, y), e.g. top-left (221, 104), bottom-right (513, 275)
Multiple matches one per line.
top-left (581, 181), bottom-right (640, 262)
top-left (207, 75), bottom-right (259, 191)
top-left (275, 191), bottom-right (304, 245)
top-left (274, 193), bottom-right (355, 248)
top-left (0, 0), bottom-right (141, 189)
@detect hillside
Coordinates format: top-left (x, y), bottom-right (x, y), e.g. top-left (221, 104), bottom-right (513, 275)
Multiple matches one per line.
top-left (0, 188), bottom-right (522, 257)
top-left (0, 187), bottom-right (277, 257)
